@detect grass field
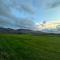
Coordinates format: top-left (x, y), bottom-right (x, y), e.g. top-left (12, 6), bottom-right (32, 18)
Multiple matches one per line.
top-left (0, 34), bottom-right (60, 60)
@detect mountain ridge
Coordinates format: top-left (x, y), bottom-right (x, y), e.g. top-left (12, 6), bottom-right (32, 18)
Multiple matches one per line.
top-left (0, 27), bottom-right (59, 35)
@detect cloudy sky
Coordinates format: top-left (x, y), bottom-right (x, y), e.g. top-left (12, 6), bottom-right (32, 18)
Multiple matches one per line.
top-left (0, 0), bottom-right (60, 31)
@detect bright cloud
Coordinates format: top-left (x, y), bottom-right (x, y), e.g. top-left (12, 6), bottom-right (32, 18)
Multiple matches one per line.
top-left (36, 21), bottom-right (60, 30)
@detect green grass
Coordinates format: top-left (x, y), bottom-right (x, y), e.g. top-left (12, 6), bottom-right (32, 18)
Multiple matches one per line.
top-left (0, 34), bottom-right (60, 60)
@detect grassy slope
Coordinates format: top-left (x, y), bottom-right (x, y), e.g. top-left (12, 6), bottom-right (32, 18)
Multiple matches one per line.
top-left (0, 34), bottom-right (60, 60)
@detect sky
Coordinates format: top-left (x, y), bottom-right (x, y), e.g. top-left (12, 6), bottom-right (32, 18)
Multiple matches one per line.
top-left (0, 0), bottom-right (60, 32)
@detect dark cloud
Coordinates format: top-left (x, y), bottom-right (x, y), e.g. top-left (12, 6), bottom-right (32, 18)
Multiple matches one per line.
top-left (0, 16), bottom-right (16, 28)
top-left (0, 0), bottom-right (34, 16)
top-left (11, 0), bottom-right (34, 14)
top-left (0, 0), bottom-right (10, 17)
top-left (0, 0), bottom-right (35, 29)
top-left (15, 18), bottom-right (35, 29)
top-left (47, 0), bottom-right (60, 8)
top-left (0, 16), bottom-right (36, 29)
top-left (20, 4), bottom-right (34, 14)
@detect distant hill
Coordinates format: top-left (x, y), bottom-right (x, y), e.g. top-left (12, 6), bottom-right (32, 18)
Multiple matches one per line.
top-left (17, 29), bottom-right (33, 34)
top-left (0, 27), bottom-right (59, 35)
top-left (0, 27), bottom-right (16, 34)
top-left (0, 27), bottom-right (33, 34)
top-left (0, 27), bottom-right (45, 34)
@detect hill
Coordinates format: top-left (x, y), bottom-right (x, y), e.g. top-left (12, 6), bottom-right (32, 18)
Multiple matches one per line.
top-left (0, 27), bottom-right (58, 35)
top-left (0, 27), bottom-right (46, 34)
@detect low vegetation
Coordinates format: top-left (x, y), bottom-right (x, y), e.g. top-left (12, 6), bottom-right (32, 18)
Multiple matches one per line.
top-left (0, 34), bottom-right (60, 60)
